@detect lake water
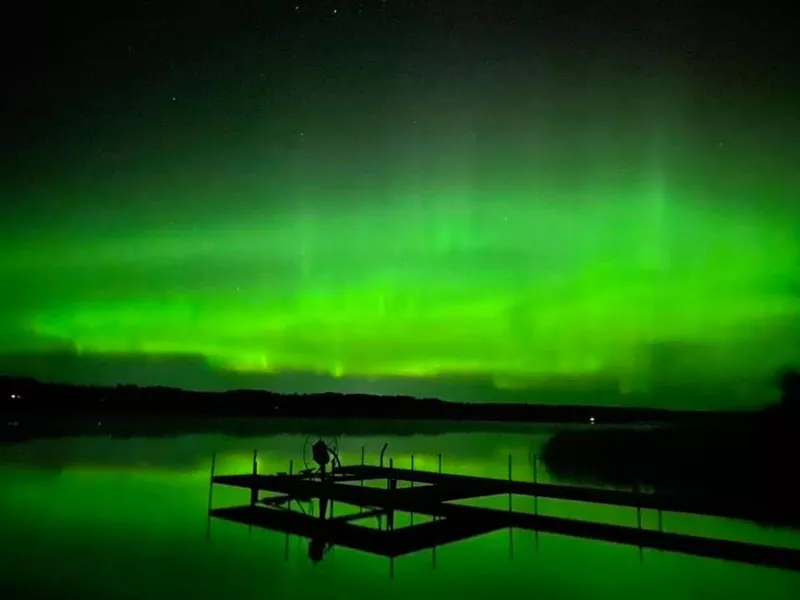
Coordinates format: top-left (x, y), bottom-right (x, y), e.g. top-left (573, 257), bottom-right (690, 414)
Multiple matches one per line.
top-left (1, 426), bottom-right (799, 599)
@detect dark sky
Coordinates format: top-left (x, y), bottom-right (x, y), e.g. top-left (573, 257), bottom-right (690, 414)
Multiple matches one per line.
top-left (0, 1), bottom-right (798, 408)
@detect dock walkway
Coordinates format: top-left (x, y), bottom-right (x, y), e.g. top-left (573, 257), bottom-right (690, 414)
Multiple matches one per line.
top-left (209, 463), bottom-right (800, 571)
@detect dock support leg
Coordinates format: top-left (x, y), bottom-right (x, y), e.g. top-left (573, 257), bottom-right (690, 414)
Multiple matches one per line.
top-left (287, 458), bottom-right (293, 515)
top-left (436, 453), bottom-right (443, 523)
top-left (532, 452), bottom-right (540, 551)
top-left (250, 449), bottom-right (258, 507)
top-left (533, 454), bottom-right (539, 516)
top-left (360, 445), bottom-right (366, 512)
top-left (508, 454), bottom-right (513, 513)
top-left (206, 450), bottom-right (217, 542)
top-left (508, 454), bottom-right (514, 560)
top-left (380, 443), bottom-right (389, 468)
top-left (410, 454), bottom-right (415, 525)
top-left (388, 458), bottom-right (396, 531)
top-left (636, 485), bottom-right (643, 561)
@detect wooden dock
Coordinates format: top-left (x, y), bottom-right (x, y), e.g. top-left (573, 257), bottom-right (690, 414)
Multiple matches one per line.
top-left (209, 463), bottom-right (800, 571)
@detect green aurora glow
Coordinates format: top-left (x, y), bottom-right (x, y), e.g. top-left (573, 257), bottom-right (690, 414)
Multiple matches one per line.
top-left (1, 5), bottom-right (798, 407)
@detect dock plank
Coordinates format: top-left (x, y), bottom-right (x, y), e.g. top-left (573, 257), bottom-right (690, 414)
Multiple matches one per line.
top-left (340, 465), bottom-right (778, 524)
top-left (431, 501), bottom-right (800, 571)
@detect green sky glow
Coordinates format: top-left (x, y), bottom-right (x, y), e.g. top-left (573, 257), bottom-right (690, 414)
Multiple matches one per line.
top-left (1, 6), bottom-right (798, 407)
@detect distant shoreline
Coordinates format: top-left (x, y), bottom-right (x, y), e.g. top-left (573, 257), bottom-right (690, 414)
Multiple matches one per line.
top-left (0, 375), bottom-right (763, 443)
top-left (1, 375), bottom-right (758, 422)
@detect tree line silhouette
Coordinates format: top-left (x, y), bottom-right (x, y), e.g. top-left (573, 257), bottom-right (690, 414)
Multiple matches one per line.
top-left (1, 375), bottom-right (736, 425)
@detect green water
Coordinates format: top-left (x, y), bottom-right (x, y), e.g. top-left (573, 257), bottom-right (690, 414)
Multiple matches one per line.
top-left (1, 428), bottom-right (799, 599)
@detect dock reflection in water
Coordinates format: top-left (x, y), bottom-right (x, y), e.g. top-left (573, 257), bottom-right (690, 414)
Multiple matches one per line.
top-left (2, 432), bottom-right (800, 599)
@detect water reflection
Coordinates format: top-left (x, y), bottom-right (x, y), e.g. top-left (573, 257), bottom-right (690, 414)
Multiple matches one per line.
top-left (0, 430), bottom-right (799, 599)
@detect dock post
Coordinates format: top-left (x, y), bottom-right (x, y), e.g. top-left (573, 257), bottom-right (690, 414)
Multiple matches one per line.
top-left (636, 483), bottom-right (642, 530)
top-left (388, 458), bottom-right (396, 531)
top-left (508, 454), bottom-right (513, 513)
top-left (206, 450), bottom-right (217, 542)
top-left (360, 445), bottom-right (366, 508)
top-left (533, 455), bottom-right (540, 551)
top-left (508, 454), bottom-right (514, 560)
top-left (380, 442), bottom-right (389, 467)
top-left (207, 450), bottom-right (217, 511)
top-left (289, 459), bottom-right (293, 476)
top-left (410, 454), bottom-right (415, 525)
top-left (636, 483), bottom-right (643, 560)
top-left (435, 452), bottom-right (443, 523)
top-left (533, 454), bottom-right (539, 516)
top-left (250, 449), bottom-right (258, 506)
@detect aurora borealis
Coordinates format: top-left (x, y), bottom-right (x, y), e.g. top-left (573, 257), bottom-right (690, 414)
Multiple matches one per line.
top-left (1, 2), bottom-right (798, 407)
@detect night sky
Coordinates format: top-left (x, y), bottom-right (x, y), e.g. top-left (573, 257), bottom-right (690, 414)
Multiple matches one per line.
top-left (1, 1), bottom-right (798, 408)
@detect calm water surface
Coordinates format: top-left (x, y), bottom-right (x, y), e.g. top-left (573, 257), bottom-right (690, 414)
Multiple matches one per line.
top-left (1, 426), bottom-right (799, 599)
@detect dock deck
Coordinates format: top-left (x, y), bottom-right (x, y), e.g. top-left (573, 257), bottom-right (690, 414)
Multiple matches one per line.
top-left (209, 463), bottom-right (800, 572)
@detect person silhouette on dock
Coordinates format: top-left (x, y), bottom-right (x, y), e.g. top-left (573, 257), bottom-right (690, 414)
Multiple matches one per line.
top-left (312, 439), bottom-right (331, 479)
